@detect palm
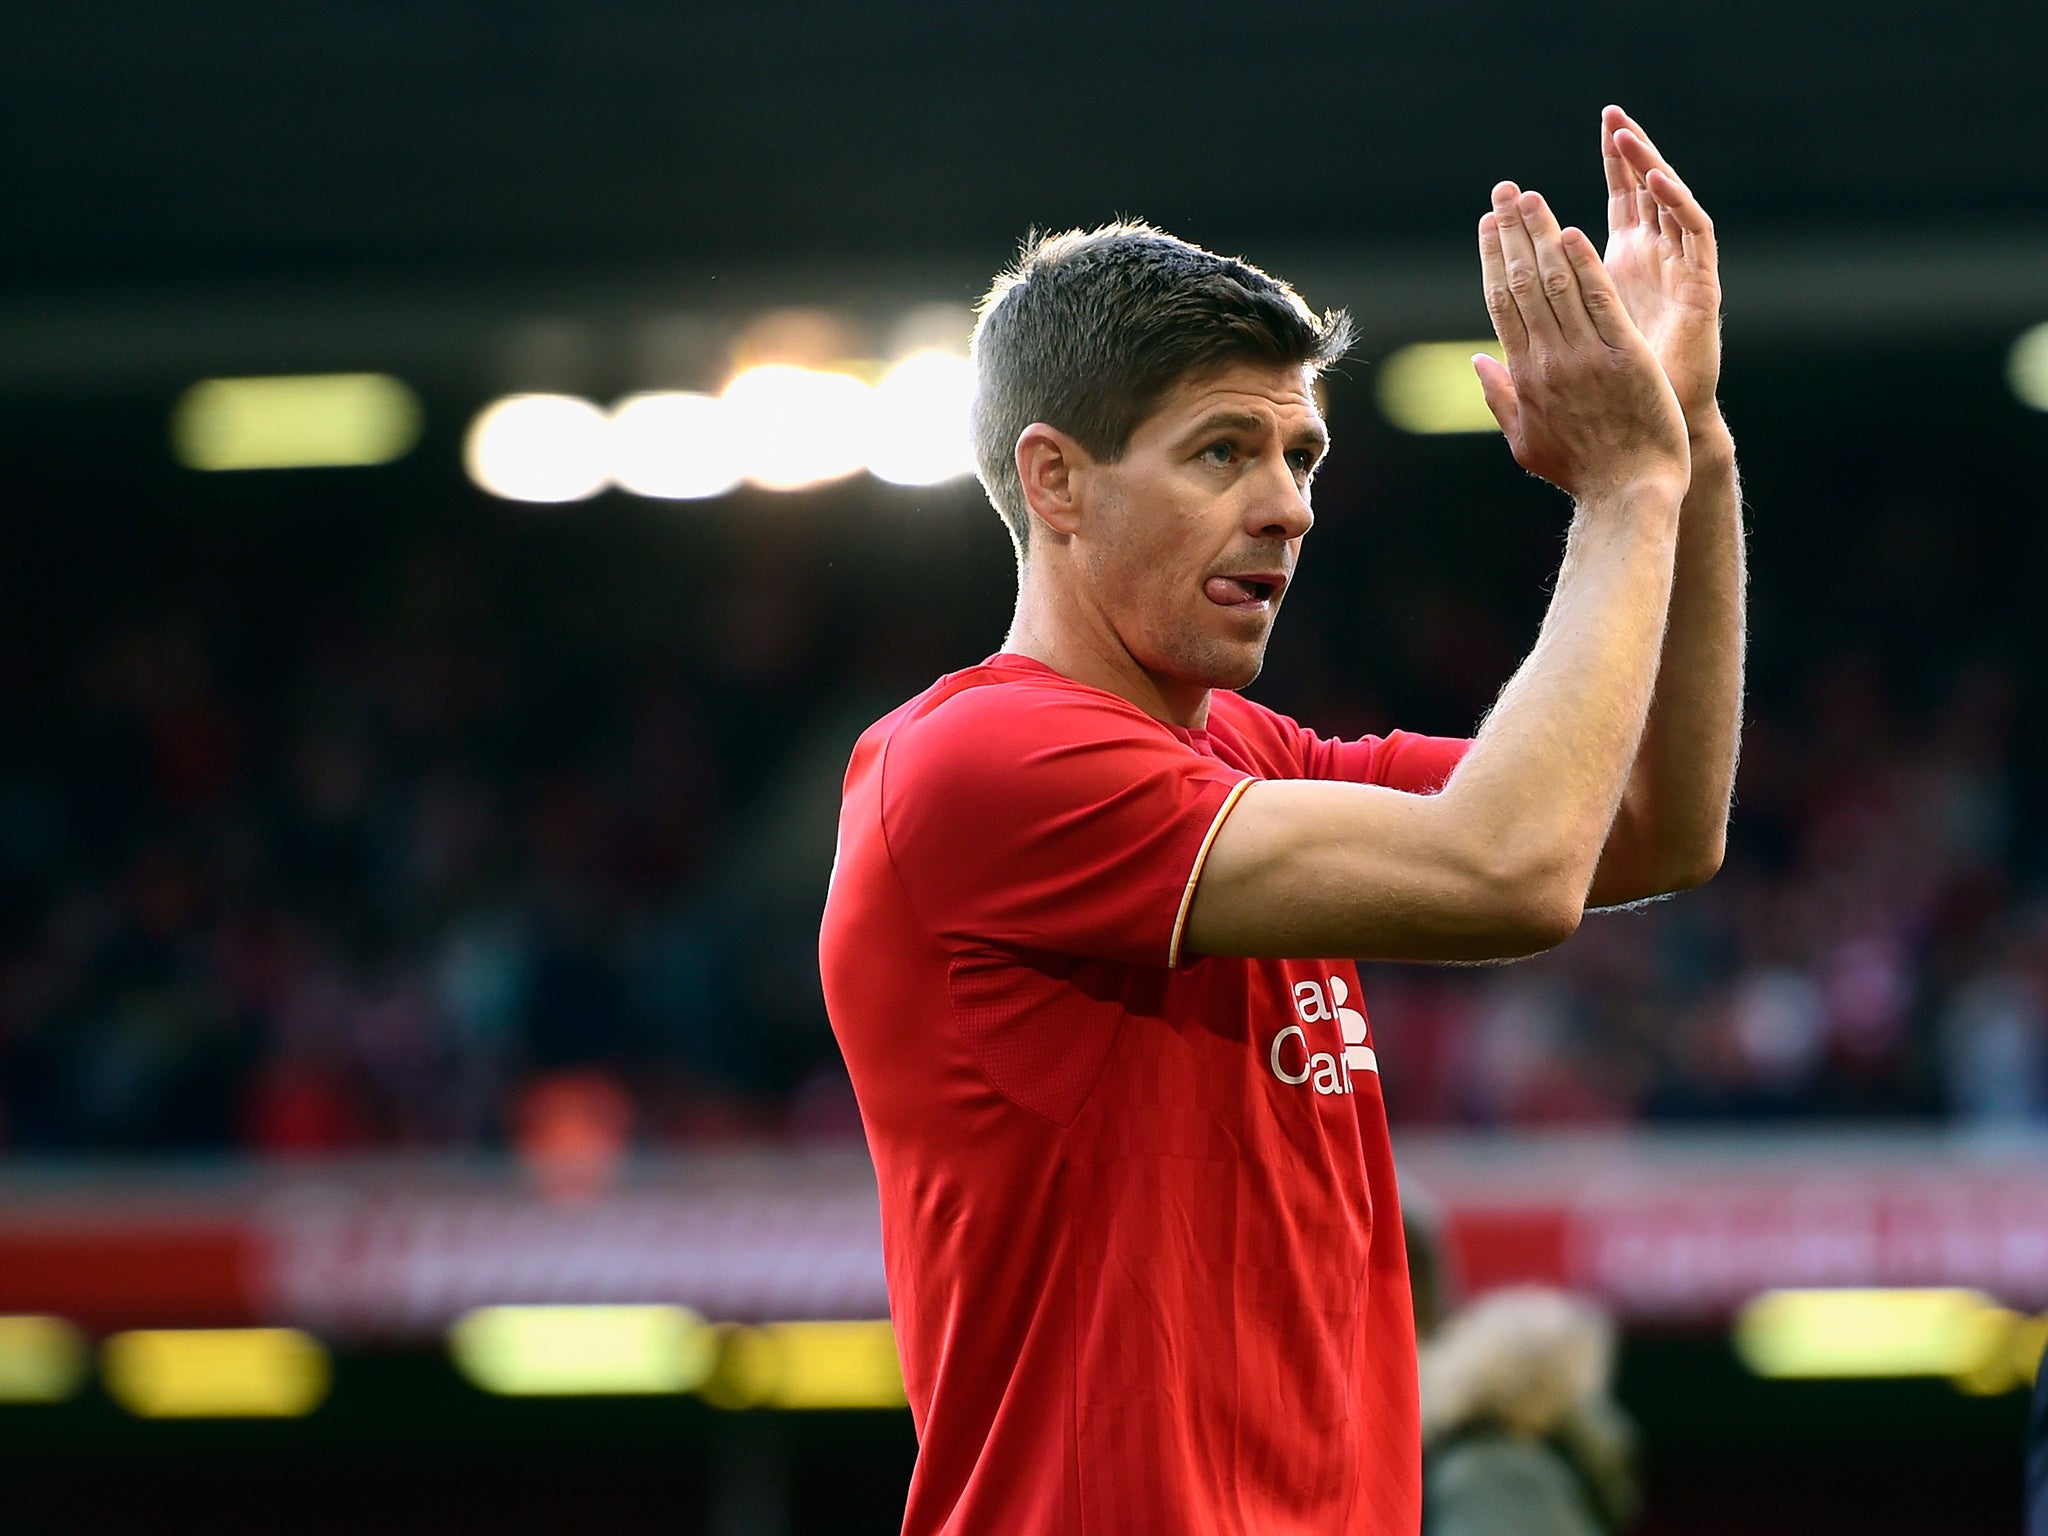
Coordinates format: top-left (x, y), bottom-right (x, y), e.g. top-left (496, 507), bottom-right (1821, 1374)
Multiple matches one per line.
top-left (1602, 110), bottom-right (1722, 424)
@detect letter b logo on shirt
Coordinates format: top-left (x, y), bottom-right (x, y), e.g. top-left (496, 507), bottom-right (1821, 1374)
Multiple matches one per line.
top-left (1288, 977), bottom-right (1376, 1081)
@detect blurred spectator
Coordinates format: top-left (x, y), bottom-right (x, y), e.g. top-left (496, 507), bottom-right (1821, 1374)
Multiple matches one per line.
top-left (1939, 920), bottom-right (2048, 1130)
top-left (514, 1069), bottom-right (633, 1202)
top-left (1420, 1288), bottom-right (1641, 1536)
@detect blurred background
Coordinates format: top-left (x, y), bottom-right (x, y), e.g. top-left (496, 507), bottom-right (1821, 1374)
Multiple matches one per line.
top-left (3, 2), bottom-right (2047, 1530)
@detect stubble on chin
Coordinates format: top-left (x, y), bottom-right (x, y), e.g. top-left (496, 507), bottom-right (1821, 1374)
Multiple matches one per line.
top-left (1152, 627), bottom-right (1268, 695)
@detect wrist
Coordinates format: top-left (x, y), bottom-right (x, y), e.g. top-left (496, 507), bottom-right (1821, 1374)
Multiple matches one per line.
top-left (1575, 466), bottom-right (1688, 523)
top-left (1686, 406), bottom-right (1733, 456)
top-left (1684, 429), bottom-right (1737, 497)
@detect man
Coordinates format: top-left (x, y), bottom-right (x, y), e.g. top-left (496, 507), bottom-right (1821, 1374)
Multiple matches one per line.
top-left (820, 106), bottom-right (1741, 1535)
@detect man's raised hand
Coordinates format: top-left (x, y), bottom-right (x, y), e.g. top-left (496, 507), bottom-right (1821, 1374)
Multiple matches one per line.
top-left (1473, 181), bottom-right (1689, 504)
top-left (1603, 104), bottom-right (1722, 428)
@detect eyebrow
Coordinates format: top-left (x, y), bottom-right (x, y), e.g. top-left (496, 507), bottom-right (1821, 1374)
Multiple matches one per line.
top-left (1180, 409), bottom-right (1330, 456)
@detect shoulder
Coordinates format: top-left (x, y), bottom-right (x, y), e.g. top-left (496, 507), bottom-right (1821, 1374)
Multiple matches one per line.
top-left (1203, 689), bottom-right (1313, 776)
top-left (885, 659), bottom-right (1185, 782)
top-left (1206, 688), bottom-right (1299, 741)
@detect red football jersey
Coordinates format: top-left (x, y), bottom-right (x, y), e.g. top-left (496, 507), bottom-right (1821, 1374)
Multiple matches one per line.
top-left (820, 653), bottom-right (1468, 1536)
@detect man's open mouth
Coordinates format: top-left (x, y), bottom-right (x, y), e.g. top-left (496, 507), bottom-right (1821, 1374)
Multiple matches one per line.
top-left (1204, 574), bottom-right (1286, 607)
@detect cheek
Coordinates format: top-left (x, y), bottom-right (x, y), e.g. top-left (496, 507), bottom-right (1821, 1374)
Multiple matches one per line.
top-left (1099, 511), bottom-right (1168, 580)
top-left (1133, 529), bottom-right (1195, 611)
top-left (1091, 482), bottom-right (1205, 620)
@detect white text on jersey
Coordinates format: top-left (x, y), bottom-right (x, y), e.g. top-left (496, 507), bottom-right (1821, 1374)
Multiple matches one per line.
top-left (1269, 976), bottom-right (1377, 1094)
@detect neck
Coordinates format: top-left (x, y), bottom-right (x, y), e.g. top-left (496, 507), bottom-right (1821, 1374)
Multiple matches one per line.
top-left (1004, 570), bottom-right (1211, 730)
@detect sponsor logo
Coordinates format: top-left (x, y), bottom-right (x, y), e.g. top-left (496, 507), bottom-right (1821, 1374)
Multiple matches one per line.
top-left (1269, 976), bottom-right (1377, 1095)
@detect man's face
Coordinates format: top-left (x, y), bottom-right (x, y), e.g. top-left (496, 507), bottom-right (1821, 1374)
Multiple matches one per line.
top-left (1079, 358), bottom-right (1327, 699)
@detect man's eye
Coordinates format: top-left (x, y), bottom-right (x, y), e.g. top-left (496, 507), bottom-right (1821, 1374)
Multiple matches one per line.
top-left (1200, 441), bottom-right (1236, 466)
top-left (1287, 449), bottom-right (1318, 477)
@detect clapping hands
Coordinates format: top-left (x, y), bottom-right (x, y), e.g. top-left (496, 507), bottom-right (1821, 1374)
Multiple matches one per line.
top-left (1600, 105), bottom-right (1723, 431)
top-left (1472, 105), bottom-right (1724, 500)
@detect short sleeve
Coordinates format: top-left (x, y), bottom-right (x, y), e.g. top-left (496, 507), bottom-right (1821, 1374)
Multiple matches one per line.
top-left (1205, 692), bottom-right (1469, 792)
top-left (1298, 725), bottom-right (1470, 794)
top-left (881, 682), bottom-right (1251, 968)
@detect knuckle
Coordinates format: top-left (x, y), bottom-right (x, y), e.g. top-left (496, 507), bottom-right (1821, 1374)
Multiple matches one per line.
top-left (1506, 264), bottom-right (1539, 296)
top-left (1541, 266), bottom-right (1573, 298)
top-left (1484, 283), bottom-right (1514, 316)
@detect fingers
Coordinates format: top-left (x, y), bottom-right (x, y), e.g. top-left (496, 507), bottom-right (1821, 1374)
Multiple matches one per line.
top-left (1557, 227), bottom-right (1636, 352)
top-left (1644, 164), bottom-right (1718, 269)
top-left (1612, 116), bottom-right (1713, 234)
top-left (1515, 190), bottom-right (1600, 345)
top-left (1607, 106), bottom-right (1719, 271)
top-left (1471, 354), bottom-right (1520, 443)
top-left (1609, 107), bottom-right (1670, 171)
top-left (1604, 107), bottom-right (1661, 234)
top-left (1617, 130), bottom-right (1700, 224)
top-left (1489, 182), bottom-right (1563, 346)
top-left (1656, 195), bottom-right (1684, 248)
top-left (1601, 110), bottom-right (1636, 234)
top-left (1477, 211), bottom-right (1528, 358)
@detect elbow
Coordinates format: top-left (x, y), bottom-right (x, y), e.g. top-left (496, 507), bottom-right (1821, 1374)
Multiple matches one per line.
top-left (1647, 828), bottom-right (1727, 897)
top-left (1504, 884), bottom-right (1584, 954)
top-left (1592, 816), bottom-right (1730, 908)
top-left (1470, 849), bottom-right (1586, 955)
top-left (1667, 835), bottom-right (1726, 894)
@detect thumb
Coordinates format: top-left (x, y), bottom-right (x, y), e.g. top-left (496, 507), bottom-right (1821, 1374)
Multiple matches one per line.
top-left (1472, 354), bottom-right (1519, 440)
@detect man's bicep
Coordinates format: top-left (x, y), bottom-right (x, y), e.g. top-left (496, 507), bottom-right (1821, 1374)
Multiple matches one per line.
top-left (1181, 778), bottom-right (1564, 964)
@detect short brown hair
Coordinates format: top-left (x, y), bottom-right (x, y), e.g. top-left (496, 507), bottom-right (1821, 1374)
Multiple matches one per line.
top-left (970, 221), bottom-right (1353, 560)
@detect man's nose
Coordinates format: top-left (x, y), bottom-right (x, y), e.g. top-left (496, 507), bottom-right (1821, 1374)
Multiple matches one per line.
top-left (1249, 461), bottom-right (1314, 541)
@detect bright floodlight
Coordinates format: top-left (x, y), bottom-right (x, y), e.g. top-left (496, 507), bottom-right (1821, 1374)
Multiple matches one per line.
top-left (610, 392), bottom-right (744, 500)
top-left (722, 365), bottom-right (872, 491)
top-left (701, 1320), bottom-right (907, 1410)
top-left (101, 1328), bottom-right (331, 1418)
top-left (1732, 1288), bottom-right (2003, 1380)
top-left (868, 352), bottom-right (977, 487)
top-left (450, 1305), bottom-right (716, 1396)
top-left (465, 394), bottom-right (611, 503)
top-left (172, 373), bottom-right (422, 470)
top-left (1377, 342), bottom-right (1506, 435)
top-left (2009, 322), bottom-right (2048, 411)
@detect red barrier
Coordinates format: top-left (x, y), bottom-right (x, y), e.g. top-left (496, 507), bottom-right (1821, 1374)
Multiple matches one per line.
top-left (0, 1135), bottom-right (2043, 1336)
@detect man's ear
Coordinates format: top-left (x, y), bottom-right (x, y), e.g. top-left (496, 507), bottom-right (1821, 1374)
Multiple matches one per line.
top-left (1016, 423), bottom-right (1088, 540)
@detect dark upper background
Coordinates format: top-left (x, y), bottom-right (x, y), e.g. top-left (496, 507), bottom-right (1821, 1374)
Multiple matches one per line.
top-left (6, 0), bottom-right (2047, 291)
top-left (3, 1), bottom-right (2048, 1153)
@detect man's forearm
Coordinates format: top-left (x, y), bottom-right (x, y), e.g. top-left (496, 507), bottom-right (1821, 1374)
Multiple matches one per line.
top-left (1438, 476), bottom-right (1685, 931)
top-left (1587, 413), bottom-right (1745, 905)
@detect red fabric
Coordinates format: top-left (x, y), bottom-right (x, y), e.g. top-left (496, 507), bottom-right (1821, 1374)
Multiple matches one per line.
top-left (820, 653), bottom-right (1468, 1536)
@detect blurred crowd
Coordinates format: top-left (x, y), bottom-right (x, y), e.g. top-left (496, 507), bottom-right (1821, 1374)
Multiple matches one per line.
top-left (1, 451), bottom-right (2044, 1156)
top-left (0, 517), bottom-right (886, 1155)
top-left (1371, 656), bottom-right (2048, 1131)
